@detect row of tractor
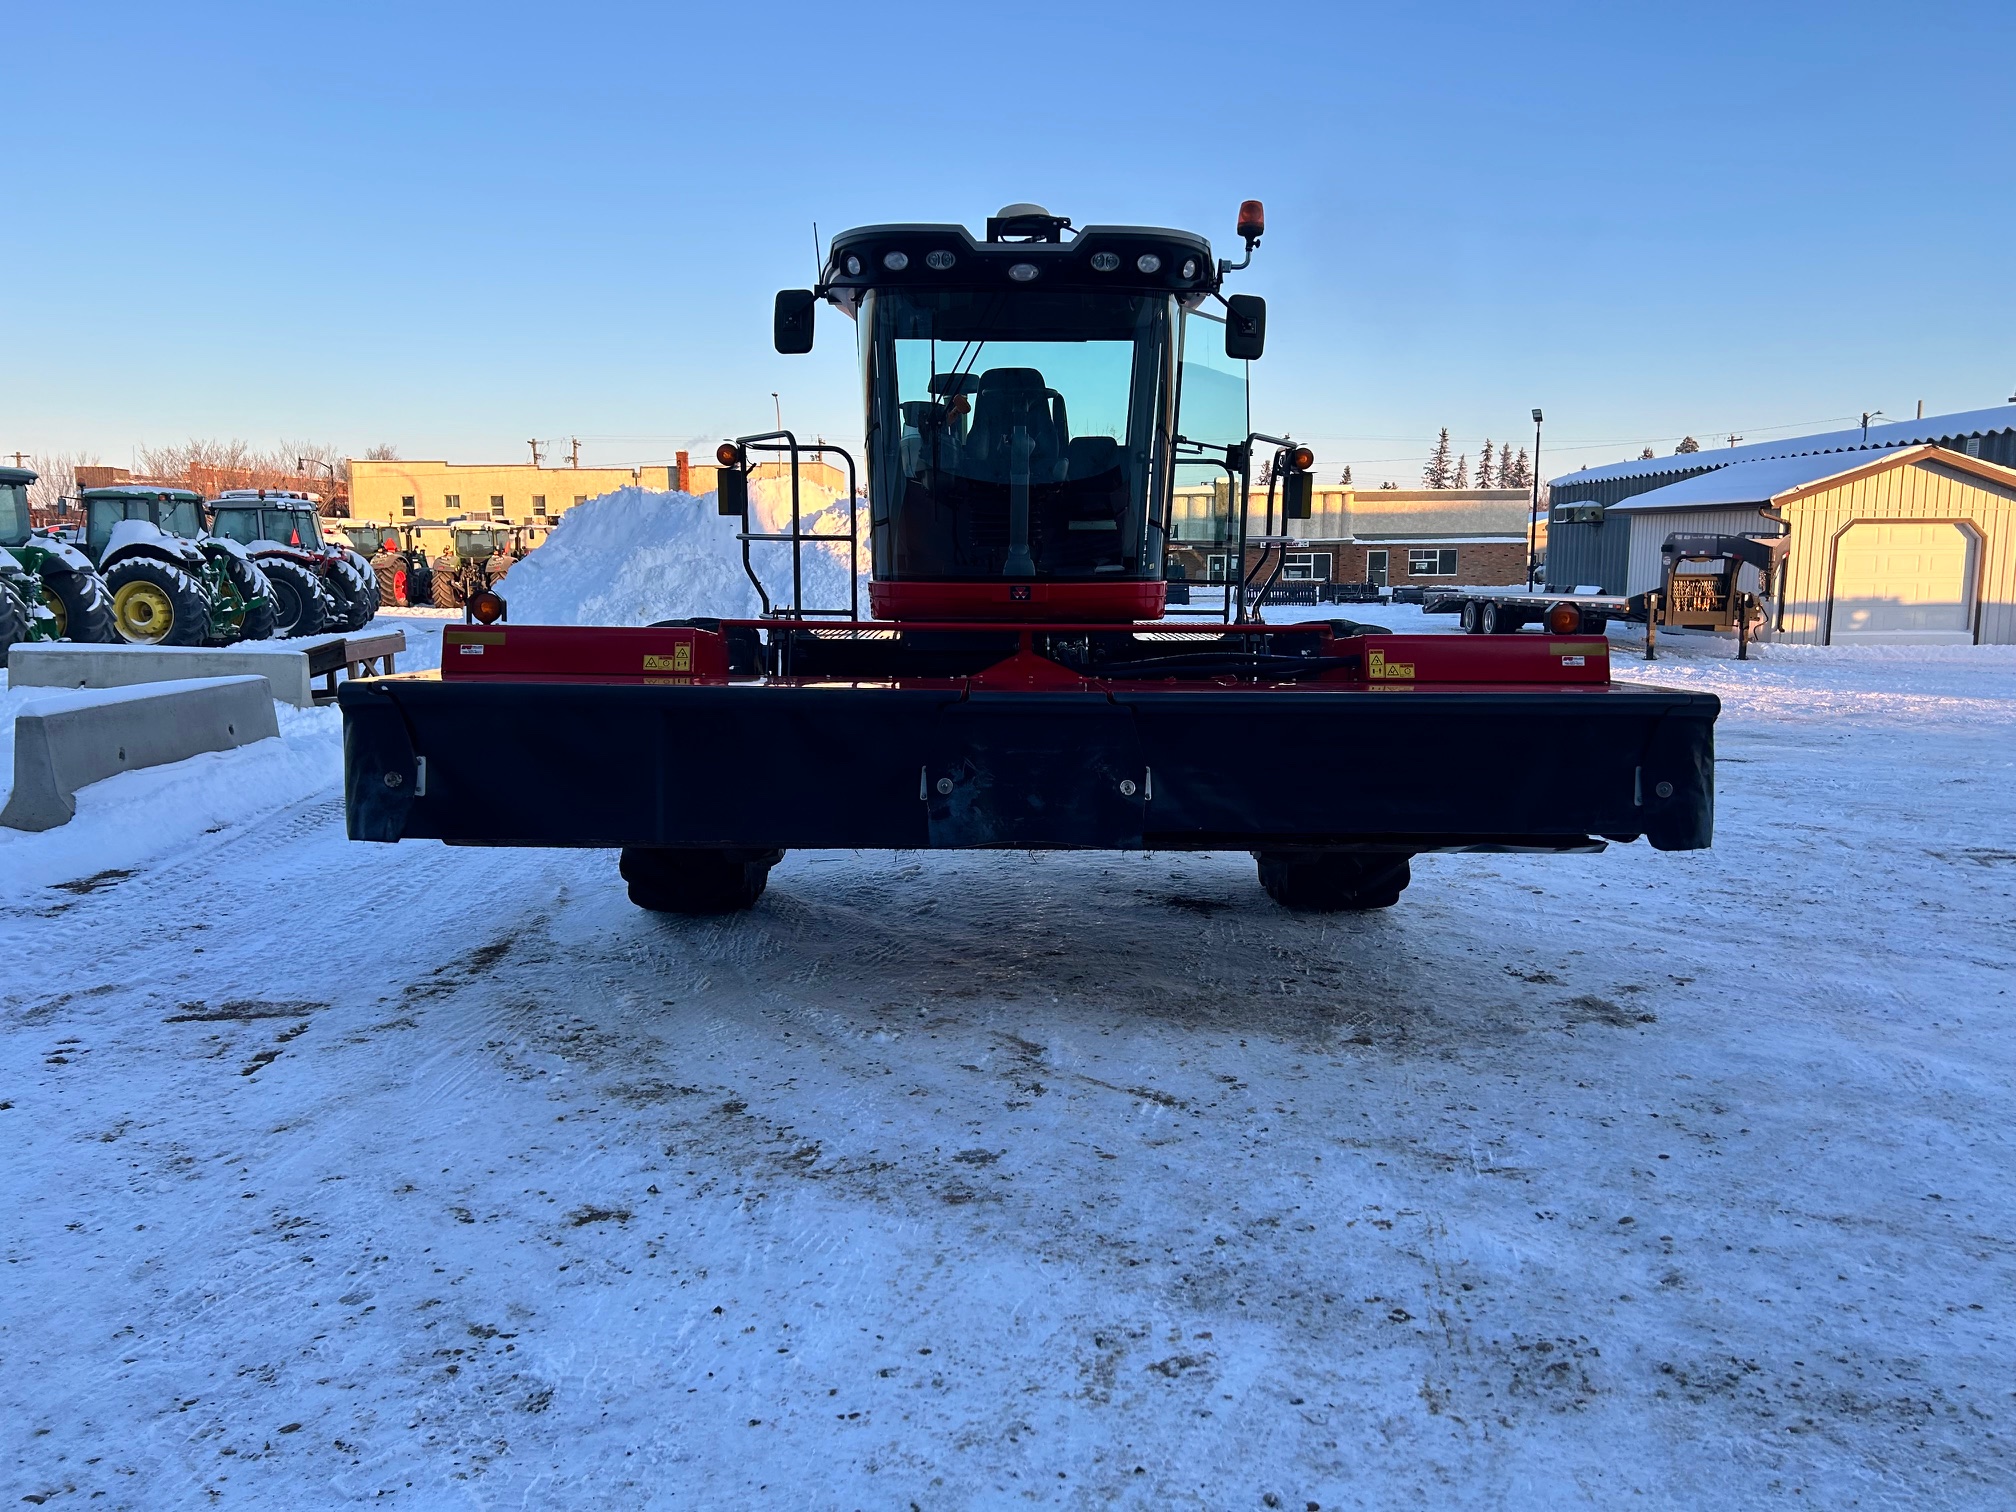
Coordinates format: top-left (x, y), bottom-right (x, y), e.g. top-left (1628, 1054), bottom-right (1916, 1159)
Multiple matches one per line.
top-left (1, 472), bottom-right (378, 658)
top-left (330, 520), bottom-right (532, 611)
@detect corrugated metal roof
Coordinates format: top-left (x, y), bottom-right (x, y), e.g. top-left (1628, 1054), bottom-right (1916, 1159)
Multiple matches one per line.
top-left (1550, 403), bottom-right (2016, 488)
top-left (1608, 452), bottom-right (1877, 510)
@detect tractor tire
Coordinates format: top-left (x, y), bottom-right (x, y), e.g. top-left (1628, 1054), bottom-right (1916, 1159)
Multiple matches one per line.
top-left (405, 558), bottom-right (434, 608)
top-left (104, 558), bottom-right (208, 646)
top-left (220, 553), bottom-right (276, 642)
top-left (619, 847), bottom-right (782, 915)
top-left (1255, 850), bottom-right (1412, 913)
top-left (0, 577), bottom-right (31, 664)
top-left (432, 554), bottom-right (461, 608)
top-left (261, 557), bottom-right (334, 639)
top-left (329, 557), bottom-right (378, 632)
top-left (42, 569), bottom-right (117, 643)
top-left (371, 552), bottom-right (401, 606)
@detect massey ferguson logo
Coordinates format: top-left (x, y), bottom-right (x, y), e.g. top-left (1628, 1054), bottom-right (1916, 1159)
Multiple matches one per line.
top-left (1009, 585), bottom-right (1032, 601)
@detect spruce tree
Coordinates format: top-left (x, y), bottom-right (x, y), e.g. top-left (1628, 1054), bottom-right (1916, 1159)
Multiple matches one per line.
top-left (1503, 447), bottom-right (1530, 488)
top-left (1454, 454), bottom-right (1470, 489)
top-left (1675, 436), bottom-right (1701, 454)
top-left (1340, 465), bottom-right (1353, 485)
top-left (1423, 427), bottom-right (1454, 488)
top-left (1640, 447), bottom-right (1656, 459)
top-left (1477, 440), bottom-right (1496, 489)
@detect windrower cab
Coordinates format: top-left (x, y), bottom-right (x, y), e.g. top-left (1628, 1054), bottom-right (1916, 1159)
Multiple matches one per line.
top-left (339, 203), bottom-right (1719, 919)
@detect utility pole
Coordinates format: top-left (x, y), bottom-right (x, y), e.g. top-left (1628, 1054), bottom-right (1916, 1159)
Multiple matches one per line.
top-left (529, 438), bottom-right (543, 466)
top-left (569, 437), bottom-right (580, 469)
top-left (1527, 408), bottom-right (1542, 590)
top-left (772, 393), bottom-right (783, 433)
top-left (1726, 433), bottom-right (1743, 448)
top-left (7, 452), bottom-right (28, 467)
top-left (1859, 412), bottom-right (1884, 443)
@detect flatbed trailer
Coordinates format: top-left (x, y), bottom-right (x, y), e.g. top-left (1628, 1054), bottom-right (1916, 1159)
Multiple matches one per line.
top-left (1422, 587), bottom-right (1636, 636)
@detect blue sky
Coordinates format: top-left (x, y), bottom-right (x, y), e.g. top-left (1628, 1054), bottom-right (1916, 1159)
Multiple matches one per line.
top-left (8, 1), bottom-right (2012, 485)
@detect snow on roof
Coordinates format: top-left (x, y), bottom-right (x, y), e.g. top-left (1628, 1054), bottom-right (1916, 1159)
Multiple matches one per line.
top-left (1551, 404), bottom-right (2016, 488)
top-left (1608, 443), bottom-right (1976, 511)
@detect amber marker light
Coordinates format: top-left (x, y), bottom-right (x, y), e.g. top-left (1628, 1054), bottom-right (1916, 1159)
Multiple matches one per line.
top-left (1546, 602), bottom-right (1583, 635)
top-left (1290, 446), bottom-right (1315, 472)
top-left (716, 442), bottom-right (741, 467)
top-left (1237, 200), bottom-right (1265, 240)
top-left (471, 590), bottom-right (506, 625)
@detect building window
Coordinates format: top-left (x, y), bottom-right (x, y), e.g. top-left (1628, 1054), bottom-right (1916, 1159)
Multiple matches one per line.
top-left (573, 495), bottom-right (587, 507)
top-left (1206, 553), bottom-right (1234, 584)
top-left (400, 494), bottom-right (416, 519)
top-left (490, 494), bottom-right (507, 520)
top-left (1281, 551), bottom-right (1332, 581)
top-left (532, 494), bottom-right (548, 519)
top-left (443, 494), bottom-right (461, 514)
top-left (1408, 548), bottom-right (1458, 577)
top-left (1365, 549), bottom-right (1388, 587)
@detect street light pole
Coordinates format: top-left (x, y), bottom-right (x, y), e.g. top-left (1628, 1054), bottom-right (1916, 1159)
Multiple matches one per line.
top-left (1527, 408), bottom-right (1543, 589)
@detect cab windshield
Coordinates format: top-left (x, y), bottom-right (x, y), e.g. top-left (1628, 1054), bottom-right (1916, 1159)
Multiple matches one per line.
top-left (212, 507), bottom-right (324, 548)
top-left (0, 483), bottom-right (29, 546)
top-left (84, 495), bottom-right (205, 556)
top-left (864, 288), bottom-right (1175, 581)
top-left (453, 527), bottom-right (498, 558)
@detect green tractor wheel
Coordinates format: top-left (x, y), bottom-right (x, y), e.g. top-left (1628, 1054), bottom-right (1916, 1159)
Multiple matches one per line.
top-left (0, 577), bottom-right (32, 664)
top-left (42, 570), bottom-right (117, 644)
top-left (220, 553), bottom-right (277, 642)
top-left (104, 558), bottom-right (208, 646)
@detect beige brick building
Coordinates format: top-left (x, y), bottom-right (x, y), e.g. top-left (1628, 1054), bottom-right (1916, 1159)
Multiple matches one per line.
top-left (1168, 486), bottom-right (1536, 590)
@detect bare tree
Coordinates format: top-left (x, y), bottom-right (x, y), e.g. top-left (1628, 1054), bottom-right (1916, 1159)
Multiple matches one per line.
top-left (26, 451), bottom-right (102, 513)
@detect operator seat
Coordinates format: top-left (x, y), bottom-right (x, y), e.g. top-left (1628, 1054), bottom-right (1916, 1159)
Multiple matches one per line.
top-left (964, 368), bottom-right (1064, 484)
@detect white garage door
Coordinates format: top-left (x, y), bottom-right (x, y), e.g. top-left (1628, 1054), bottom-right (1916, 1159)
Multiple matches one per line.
top-left (1830, 522), bottom-right (1975, 644)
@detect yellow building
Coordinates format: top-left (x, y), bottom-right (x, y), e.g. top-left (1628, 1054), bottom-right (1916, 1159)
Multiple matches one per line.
top-left (348, 455), bottom-right (724, 526)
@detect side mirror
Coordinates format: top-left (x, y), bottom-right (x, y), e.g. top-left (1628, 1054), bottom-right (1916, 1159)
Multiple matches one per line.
top-left (716, 463), bottom-right (748, 517)
top-left (1281, 470), bottom-right (1313, 521)
top-left (774, 289), bottom-right (816, 354)
top-left (1225, 294), bottom-right (1266, 360)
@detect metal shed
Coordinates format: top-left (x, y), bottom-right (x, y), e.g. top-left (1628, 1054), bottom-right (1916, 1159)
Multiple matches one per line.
top-left (1610, 444), bottom-right (2015, 644)
top-left (1545, 404), bottom-right (2016, 594)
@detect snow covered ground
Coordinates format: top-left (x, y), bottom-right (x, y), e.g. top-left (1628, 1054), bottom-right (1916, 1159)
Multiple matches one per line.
top-left (3, 608), bottom-right (2013, 1509)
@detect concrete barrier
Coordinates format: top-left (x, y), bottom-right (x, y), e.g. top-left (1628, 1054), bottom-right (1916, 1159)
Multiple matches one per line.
top-left (1, 676), bottom-right (281, 832)
top-left (8, 641), bottom-right (319, 708)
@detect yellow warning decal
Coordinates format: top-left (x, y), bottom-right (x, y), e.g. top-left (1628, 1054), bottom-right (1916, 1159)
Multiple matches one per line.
top-left (642, 645), bottom-right (693, 673)
top-left (449, 629), bottom-right (506, 645)
top-left (1548, 641), bottom-right (1607, 656)
top-left (1367, 649), bottom-right (1415, 680)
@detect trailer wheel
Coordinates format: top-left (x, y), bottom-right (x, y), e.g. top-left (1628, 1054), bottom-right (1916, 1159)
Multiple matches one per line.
top-left (1255, 851), bottom-right (1412, 912)
top-left (1481, 601), bottom-right (1522, 634)
top-left (1459, 600), bottom-right (1483, 633)
top-left (620, 847), bottom-right (783, 915)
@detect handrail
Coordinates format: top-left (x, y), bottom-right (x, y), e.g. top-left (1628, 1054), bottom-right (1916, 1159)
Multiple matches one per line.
top-left (729, 431), bottom-right (861, 623)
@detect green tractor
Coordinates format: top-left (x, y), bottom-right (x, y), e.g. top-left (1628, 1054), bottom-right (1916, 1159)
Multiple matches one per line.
top-left (430, 522), bottom-right (523, 608)
top-left (339, 520), bottom-right (436, 609)
top-left (207, 491), bottom-right (377, 636)
top-left (1, 465), bottom-right (118, 663)
top-left (76, 486), bottom-right (276, 646)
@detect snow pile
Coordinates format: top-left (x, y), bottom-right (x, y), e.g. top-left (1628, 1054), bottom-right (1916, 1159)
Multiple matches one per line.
top-left (500, 486), bottom-right (863, 627)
